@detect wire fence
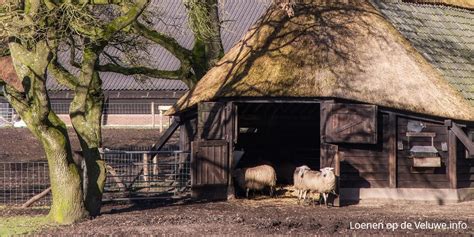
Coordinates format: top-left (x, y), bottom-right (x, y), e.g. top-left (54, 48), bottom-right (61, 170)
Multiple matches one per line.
top-left (0, 149), bottom-right (191, 207)
top-left (0, 107), bottom-right (15, 127)
top-left (0, 102), bottom-right (174, 129)
top-left (0, 162), bottom-right (50, 206)
top-left (50, 102), bottom-right (173, 115)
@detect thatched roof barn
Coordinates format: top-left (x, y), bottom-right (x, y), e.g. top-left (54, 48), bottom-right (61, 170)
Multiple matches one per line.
top-left (168, 0), bottom-right (474, 122)
top-left (172, 0), bottom-right (474, 204)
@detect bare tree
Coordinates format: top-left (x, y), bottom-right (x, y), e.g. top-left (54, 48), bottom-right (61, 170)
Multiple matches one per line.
top-left (0, 0), bottom-right (288, 223)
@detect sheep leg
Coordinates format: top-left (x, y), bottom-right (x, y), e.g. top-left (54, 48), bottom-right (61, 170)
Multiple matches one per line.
top-left (296, 189), bottom-right (301, 204)
top-left (246, 188), bottom-right (250, 199)
top-left (323, 193), bottom-right (328, 208)
top-left (270, 186), bottom-right (274, 198)
top-left (302, 190), bottom-right (307, 204)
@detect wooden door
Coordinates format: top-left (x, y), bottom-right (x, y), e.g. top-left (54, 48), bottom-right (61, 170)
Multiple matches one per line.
top-left (191, 140), bottom-right (229, 200)
top-left (192, 102), bottom-right (237, 200)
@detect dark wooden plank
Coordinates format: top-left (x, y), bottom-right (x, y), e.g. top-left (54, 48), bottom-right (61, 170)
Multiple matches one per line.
top-left (388, 113), bottom-right (397, 188)
top-left (191, 141), bottom-right (197, 186)
top-left (323, 103), bottom-right (377, 144)
top-left (397, 165), bottom-right (446, 174)
top-left (340, 156), bottom-right (388, 165)
top-left (448, 130), bottom-right (457, 189)
top-left (340, 163), bottom-right (389, 173)
top-left (458, 181), bottom-right (474, 188)
top-left (397, 173), bottom-right (449, 182)
top-left (340, 180), bottom-right (388, 188)
top-left (334, 149), bottom-right (340, 207)
top-left (451, 123), bottom-right (474, 155)
top-left (398, 181), bottom-right (450, 188)
top-left (198, 102), bottom-right (226, 140)
top-left (406, 132), bottom-right (436, 137)
top-left (340, 173), bottom-right (389, 181)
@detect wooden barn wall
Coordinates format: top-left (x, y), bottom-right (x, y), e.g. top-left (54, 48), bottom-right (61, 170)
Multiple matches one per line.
top-left (397, 117), bottom-right (449, 188)
top-left (180, 117), bottom-right (197, 152)
top-left (457, 127), bottom-right (474, 188)
top-left (338, 113), bottom-right (390, 188)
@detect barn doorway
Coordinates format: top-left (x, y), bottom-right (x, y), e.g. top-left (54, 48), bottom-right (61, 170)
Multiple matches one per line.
top-left (234, 102), bottom-right (321, 186)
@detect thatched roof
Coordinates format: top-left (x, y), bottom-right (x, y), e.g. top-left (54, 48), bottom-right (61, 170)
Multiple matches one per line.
top-left (168, 0), bottom-right (474, 121)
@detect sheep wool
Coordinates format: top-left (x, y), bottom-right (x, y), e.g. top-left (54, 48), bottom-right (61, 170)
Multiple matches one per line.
top-left (234, 164), bottom-right (277, 197)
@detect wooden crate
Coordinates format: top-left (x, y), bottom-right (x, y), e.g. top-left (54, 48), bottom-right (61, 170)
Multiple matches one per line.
top-left (412, 157), bottom-right (441, 167)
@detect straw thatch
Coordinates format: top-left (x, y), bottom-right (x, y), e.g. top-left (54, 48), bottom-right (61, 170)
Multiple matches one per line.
top-left (168, 0), bottom-right (474, 121)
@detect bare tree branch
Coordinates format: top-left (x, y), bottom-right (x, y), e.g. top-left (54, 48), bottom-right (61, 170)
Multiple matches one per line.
top-left (48, 60), bottom-right (79, 90)
top-left (132, 22), bottom-right (192, 62)
top-left (97, 63), bottom-right (187, 80)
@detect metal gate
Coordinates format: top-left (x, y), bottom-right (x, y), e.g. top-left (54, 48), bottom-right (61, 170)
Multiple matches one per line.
top-left (102, 150), bottom-right (191, 201)
top-left (0, 150), bottom-right (191, 206)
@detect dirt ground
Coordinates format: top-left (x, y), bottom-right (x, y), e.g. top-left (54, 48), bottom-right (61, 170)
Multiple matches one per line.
top-left (0, 128), bottom-right (176, 162)
top-left (5, 198), bottom-right (469, 235)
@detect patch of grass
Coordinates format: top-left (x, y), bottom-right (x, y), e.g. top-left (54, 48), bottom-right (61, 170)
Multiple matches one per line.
top-left (0, 215), bottom-right (51, 236)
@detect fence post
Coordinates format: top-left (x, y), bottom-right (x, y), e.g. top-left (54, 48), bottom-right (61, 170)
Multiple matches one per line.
top-left (153, 155), bottom-right (158, 177)
top-left (160, 109), bottom-right (164, 133)
top-left (151, 102), bottom-right (155, 128)
top-left (143, 153), bottom-right (149, 182)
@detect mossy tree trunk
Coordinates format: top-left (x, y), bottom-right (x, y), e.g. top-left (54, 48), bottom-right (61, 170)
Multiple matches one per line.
top-left (69, 44), bottom-right (107, 217)
top-left (4, 41), bottom-right (87, 224)
top-left (48, 0), bottom-right (150, 217)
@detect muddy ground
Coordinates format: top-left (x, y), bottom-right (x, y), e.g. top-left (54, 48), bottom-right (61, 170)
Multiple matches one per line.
top-left (0, 128), bottom-right (176, 162)
top-left (4, 198), bottom-right (470, 236)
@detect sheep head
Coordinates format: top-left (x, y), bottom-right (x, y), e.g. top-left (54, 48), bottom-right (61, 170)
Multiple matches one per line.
top-left (296, 165), bottom-right (311, 177)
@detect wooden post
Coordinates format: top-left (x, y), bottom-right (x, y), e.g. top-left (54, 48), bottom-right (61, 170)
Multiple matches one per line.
top-left (448, 130), bottom-right (457, 189)
top-left (143, 153), bottom-right (149, 182)
top-left (153, 155), bottom-right (158, 176)
top-left (388, 113), bottom-right (397, 188)
top-left (334, 146), bottom-right (340, 207)
top-left (226, 102), bottom-right (237, 200)
top-left (160, 109), bottom-right (164, 133)
top-left (151, 102), bottom-right (155, 128)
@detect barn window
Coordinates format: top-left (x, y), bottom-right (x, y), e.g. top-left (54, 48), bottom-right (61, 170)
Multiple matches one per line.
top-left (322, 103), bottom-right (377, 144)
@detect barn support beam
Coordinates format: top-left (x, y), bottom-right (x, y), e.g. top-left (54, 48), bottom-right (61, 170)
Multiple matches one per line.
top-left (445, 120), bottom-right (474, 155)
top-left (151, 118), bottom-right (181, 152)
top-left (448, 130), bottom-right (457, 189)
top-left (388, 113), bottom-right (397, 188)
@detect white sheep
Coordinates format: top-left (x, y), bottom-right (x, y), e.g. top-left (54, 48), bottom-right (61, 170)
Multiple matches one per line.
top-left (297, 166), bottom-right (336, 207)
top-left (233, 164), bottom-right (277, 198)
top-left (293, 165), bottom-right (311, 203)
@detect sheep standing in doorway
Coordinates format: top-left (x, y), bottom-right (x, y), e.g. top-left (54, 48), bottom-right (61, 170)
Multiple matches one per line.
top-left (295, 166), bottom-right (336, 207)
top-left (233, 164), bottom-right (277, 198)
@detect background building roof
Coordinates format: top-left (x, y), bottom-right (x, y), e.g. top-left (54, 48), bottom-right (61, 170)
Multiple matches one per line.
top-left (372, 0), bottom-right (474, 104)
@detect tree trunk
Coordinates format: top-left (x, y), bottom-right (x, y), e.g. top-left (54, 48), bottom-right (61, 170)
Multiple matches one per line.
top-left (4, 41), bottom-right (88, 224)
top-left (69, 45), bottom-right (107, 217)
top-left (40, 119), bottom-right (89, 224)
